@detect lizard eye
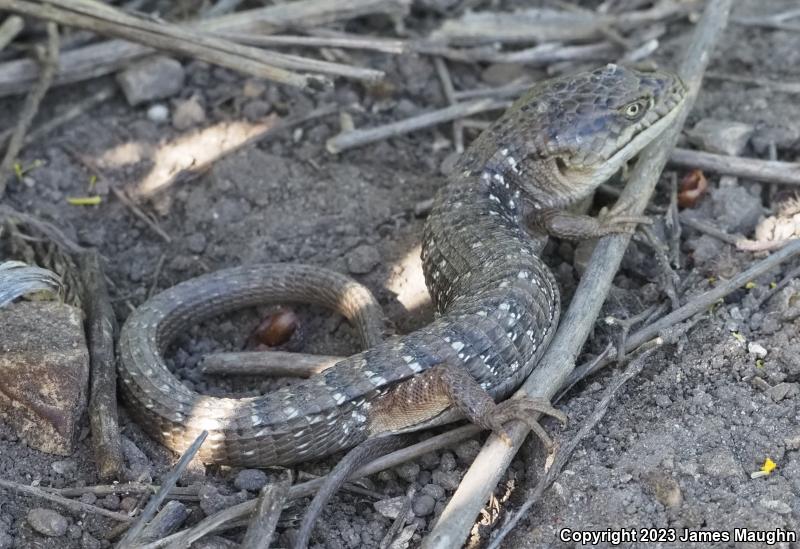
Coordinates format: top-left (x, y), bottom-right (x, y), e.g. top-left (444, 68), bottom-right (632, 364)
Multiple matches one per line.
top-left (622, 98), bottom-right (651, 121)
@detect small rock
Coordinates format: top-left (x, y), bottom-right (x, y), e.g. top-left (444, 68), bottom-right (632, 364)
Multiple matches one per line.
top-left (419, 452), bottom-right (439, 470)
top-left (198, 485), bottom-right (248, 516)
top-left (767, 382), bottom-right (800, 402)
top-left (100, 494), bottom-right (121, 511)
top-left (234, 469), bottom-right (267, 492)
top-left (701, 448), bottom-right (743, 478)
top-left (27, 508), bottom-right (68, 537)
top-left (242, 79), bottom-right (267, 98)
top-left (760, 499), bottom-right (792, 515)
top-left (784, 434), bottom-right (800, 450)
top-left (454, 440), bottom-right (481, 463)
top-left (186, 232), bottom-right (207, 254)
top-left (51, 459), bottom-right (77, 476)
top-left (686, 118), bottom-right (754, 156)
top-left (346, 244), bottom-right (380, 274)
top-left (654, 394), bottom-right (672, 408)
top-left (643, 472), bottom-right (682, 509)
top-left (120, 497), bottom-right (138, 513)
top-left (438, 452), bottom-right (456, 472)
top-left (117, 56), bottom-right (185, 106)
top-left (374, 496), bottom-right (407, 519)
top-left (242, 100), bottom-right (272, 121)
top-left (394, 462), bottom-right (420, 483)
top-left (79, 493), bottom-right (97, 506)
top-left (146, 104), bottom-right (169, 123)
top-left (431, 469), bottom-right (462, 491)
top-left (172, 96), bottom-right (206, 130)
top-left (121, 436), bottom-right (153, 483)
top-left (687, 233), bottom-right (725, 271)
top-left (710, 186), bottom-right (763, 234)
top-left (747, 342), bottom-right (768, 358)
top-left (412, 494), bottom-right (436, 517)
top-left (81, 532), bottom-right (102, 549)
top-left (421, 483), bottom-right (446, 500)
top-left (0, 302), bottom-right (89, 455)
top-left (0, 530), bottom-right (12, 549)
top-left (67, 524), bottom-right (82, 539)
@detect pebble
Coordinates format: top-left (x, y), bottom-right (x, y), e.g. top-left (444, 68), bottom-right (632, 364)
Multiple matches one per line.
top-left (146, 104), bottom-right (169, 123)
top-left (242, 100), bottom-right (272, 121)
top-left (186, 232), bottom-right (208, 254)
top-left (412, 494), bottom-right (436, 517)
top-left (100, 494), bottom-right (121, 511)
top-left (117, 56), bottom-right (186, 106)
top-left (438, 452), bottom-right (456, 472)
top-left (0, 527), bottom-right (11, 549)
top-left (79, 492), bottom-right (97, 505)
top-left (198, 485), bottom-right (248, 516)
top-left (747, 342), bottom-right (768, 358)
top-left (431, 469), bottom-right (462, 491)
top-left (233, 469), bottom-right (268, 492)
top-left (394, 462), bottom-right (420, 483)
top-left (120, 496), bottom-right (138, 513)
top-left (27, 508), bottom-right (68, 537)
top-left (686, 118), bottom-right (754, 156)
top-left (710, 186), bottom-right (763, 234)
top-left (172, 96), bottom-right (206, 130)
top-left (346, 244), bottom-right (380, 274)
top-left (81, 532), bottom-right (102, 549)
top-left (454, 440), bottom-right (481, 463)
top-left (760, 499), bottom-right (792, 515)
top-left (421, 483), bottom-right (445, 500)
top-left (67, 524), bottom-right (82, 539)
top-left (51, 459), bottom-right (77, 476)
top-left (374, 496), bottom-right (407, 519)
top-left (654, 394), bottom-right (672, 408)
top-left (767, 382), bottom-right (800, 402)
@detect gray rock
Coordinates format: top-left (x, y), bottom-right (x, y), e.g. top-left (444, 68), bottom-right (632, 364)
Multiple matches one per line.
top-left (81, 532), bottom-right (102, 549)
top-left (117, 56), bottom-right (185, 106)
top-left (394, 462), bottom-right (420, 483)
top-left (172, 96), bottom-right (206, 130)
top-left (454, 440), bottom-right (481, 463)
top-left (0, 529), bottom-right (12, 549)
top-left (767, 382), bottom-right (800, 402)
top-left (186, 232), bottom-right (207, 254)
top-left (701, 448), bottom-right (743, 478)
top-left (760, 499), bottom-right (792, 515)
top-left (100, 494), bottom-right (121, 511)
top-left (234, 469), bottom-right (268, 492)
top-left (438, 451), bottom-right (456, 472)
top-left (710, 186), bottom-right (763, 234)
top-left (51, 459), bottom-right (77, 476)
top-left (686, 118), bottom-right (754, 156)
top-left (146, 103), bottom-right (169, 123)
top-left (421, 483), bottom-right (446, 500)
top-left (242, 100), bottom-right (272, 121)
top-left (431, 469), bottom-right (462, 491)
top-left (79, 493), bottom-right (97, 506)
top-left (751, 125), bottom-right (800, 155)
top-left (654, 394), bottom-right (672, 408)
top-left (67, 524), bottom-right (82, 539)
top-left (198, 485), bottom-right (248, 516)
top-left (121, 436), bottom-right (153, 483)
top-left (27, 508), bottom-right (68, 537)
top-left (346, 244), bottom-right (380, 274)
top-left (412, 494), bottom-right (436, 517)
top-left (374, 496), bottom-right (407, 519)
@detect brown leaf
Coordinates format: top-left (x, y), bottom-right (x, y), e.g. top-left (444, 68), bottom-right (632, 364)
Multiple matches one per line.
top-left (251, 309), bottom-right (299, 347)
top-left (678, 169), bottom-right (708, 208)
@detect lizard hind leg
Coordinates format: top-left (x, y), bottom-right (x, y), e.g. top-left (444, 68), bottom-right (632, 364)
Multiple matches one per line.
top-left (430, 363), bottom-right (567, 450)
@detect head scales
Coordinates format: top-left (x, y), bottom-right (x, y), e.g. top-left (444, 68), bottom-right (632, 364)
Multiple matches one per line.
top-left (459, 64), bottom-right (688, 208)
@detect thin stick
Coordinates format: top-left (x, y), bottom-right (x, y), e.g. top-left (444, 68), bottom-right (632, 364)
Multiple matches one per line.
top-left (240, 472), bottom-right (292, 549)
top-left (680, 213), bottom-right (741, 245)
top-left (110, 187), bottom-right (172, 243)
top-left (0, 22), bottom-right (59, 199)
top-left (0, 478), bottom-right (133, 522)
top-left (422, 2), bottom-right (732, 547)
top-left (669, 148), bottom-right (800, 186)
top-left (141, 425), bottom-right (481, 549)
top-left (79, 251), bottom-right (125, 481)
top-left (706, 71), bottom-right (800, 94)
top-left (0, 15), bottom-right (23, 51)
top-left (215, 32), bottom-right (407, 54)
top-left (487, 346), bottom-right (660, 549)
top-left (566, 239), bottom-right (800, 388)
top-left (54, 483), bottom-right (199, 499)
top-left (326, 98), bottom-right (509, 154)
top-left (201, 350), bottom-right (340, 377)
top-left (117, 431), bottom-right (208, 547)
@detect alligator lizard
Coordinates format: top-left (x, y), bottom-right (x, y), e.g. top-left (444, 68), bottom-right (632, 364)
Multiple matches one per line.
top-left (119, 65), bottom-right (686, 470)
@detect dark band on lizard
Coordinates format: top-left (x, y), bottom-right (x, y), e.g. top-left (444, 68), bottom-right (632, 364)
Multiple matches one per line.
top-left (118, 65), bottom-right (686, 468)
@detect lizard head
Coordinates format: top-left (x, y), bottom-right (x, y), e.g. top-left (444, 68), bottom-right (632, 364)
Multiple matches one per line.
top-left (465, 64), bottom-right (687, 207)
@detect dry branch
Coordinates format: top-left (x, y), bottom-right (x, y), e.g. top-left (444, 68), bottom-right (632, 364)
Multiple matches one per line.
top-left (0, 22), bottom-right (58, 199)
top-left (669, 148), bottom-right (800, 186)
top-left (240, 473), bottom-right (292, 549)
top-left (0, 0), bottom-right (409, 97)
top-left (0, 478), bottom-right (133, 522)
top-left (201, 350), bottom-right (339, 378)
top-left (421, 2), bottom-right (733, 547)
top-left (0, 15), bottom-right (23, 51)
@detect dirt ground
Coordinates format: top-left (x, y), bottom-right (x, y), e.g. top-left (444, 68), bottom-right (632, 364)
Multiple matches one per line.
top-left (1, 0), bottom-right (800, 547)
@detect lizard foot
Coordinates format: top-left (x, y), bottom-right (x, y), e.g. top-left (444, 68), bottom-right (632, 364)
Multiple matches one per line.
top-left (486, 396), bottom-right (567, 450)
top-left (597, 200), bottom-right (652, 236)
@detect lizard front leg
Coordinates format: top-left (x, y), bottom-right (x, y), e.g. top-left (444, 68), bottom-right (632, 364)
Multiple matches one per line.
top-left (369, 363), bottom-right (567, 449)
top-left (532, 207), bottom-right (652, 241)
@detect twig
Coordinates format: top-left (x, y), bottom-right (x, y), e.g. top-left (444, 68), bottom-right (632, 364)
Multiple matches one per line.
top-left (215, 31), bottom-right (407, 54)
top-left (0, 205), bottom-right (87, 254)
top-left (53, 483), bottom-right (199, 500)
top-left (201, 350), bottom-right (340, 378)
top-left (140, 425), bottom-right (482, 549)
top-left (240, 472), bottom-right (292, 549)
top-left (706, 71), bottom-right (800, 94)
top-left (110, 187), bottom-right (172, 243)
top-left (0, 478), bottom-right (133, 522)
top-left (379, 487), bottom-right (415, 549)
top-left (326, 98), bottom-right (509, 154)
top-left (669, 148), bottom-right (800, 186)
top-left (679, 214), bottom-right (741, 245)
top-left (422, 2), bottom-right (733, 547)
top-left (117, 430), bottom-right (208, 547)
top-left (487, 346), bottom-right (660, 548)
top-left (0, 22), bottom-right (59, 199)
top-left (139, 500), bottom-right (190, 543)
top-left (566, 239), bottom-right (800, 387)
top-left (753, 262), bottom-right (800, 309)
top-left (148, 253), bottom-right (166, 299)
top-left (0, 0), bottom-right (410, 98)
top-left (0, 15), bottom-right (23, 51)
top-left (78, 251), bottom-right (125, 481)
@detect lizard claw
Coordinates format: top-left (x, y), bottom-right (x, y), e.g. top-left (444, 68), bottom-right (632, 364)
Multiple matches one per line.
top-left (597, 205), bottom-right (652, 236)
top-left (488, 396), bottom-right (567, 450)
